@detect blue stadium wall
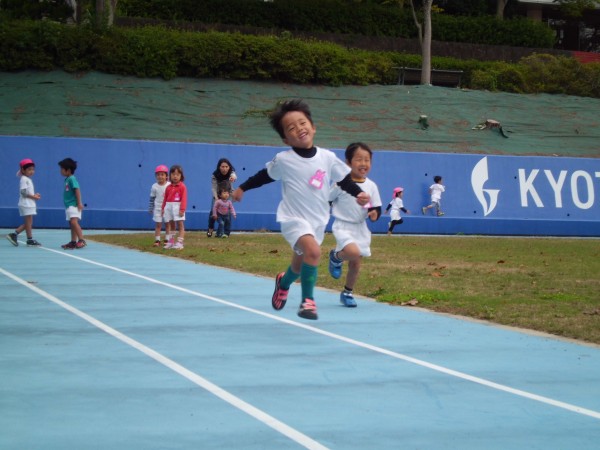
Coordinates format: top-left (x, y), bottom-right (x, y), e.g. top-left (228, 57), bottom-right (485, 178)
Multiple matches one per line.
top-left (1, 136), bottom-right (599, 237)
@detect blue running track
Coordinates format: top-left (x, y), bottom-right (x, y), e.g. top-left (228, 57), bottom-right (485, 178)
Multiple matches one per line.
top-left (1, 230), bottom-right (599, 449)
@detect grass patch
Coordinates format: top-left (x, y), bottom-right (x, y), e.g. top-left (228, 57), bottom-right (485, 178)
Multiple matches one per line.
top-left (89, 232), bottom-right (600, 345)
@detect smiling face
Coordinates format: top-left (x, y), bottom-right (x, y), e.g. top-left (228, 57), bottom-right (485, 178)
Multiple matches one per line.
top-left (155, 171), bottom-right (168, 185)
top-left (348, 147), bottom-right (371, 181)
top-left (280, 111), bottom-right (316, 149)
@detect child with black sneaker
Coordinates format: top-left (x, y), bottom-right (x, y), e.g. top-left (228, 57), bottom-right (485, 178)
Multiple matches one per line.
top-left (328, 142), bottom-right (382, 307)
top-left (386, 187), bottom-right (410, 235)
top-left (6, 158), bottom-right (42, 247)
top-left (58, 158), bottom-right (86, 249)
top-left (232, 99), bottom-right (370, 320)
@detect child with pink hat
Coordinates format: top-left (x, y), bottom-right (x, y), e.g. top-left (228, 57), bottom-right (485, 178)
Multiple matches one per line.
top-left (6, 159), bottom-right (42, 247)
top-left (385, 186), bottom-right (410, 235)
top-left (149, 164), bottom-right (170, 247)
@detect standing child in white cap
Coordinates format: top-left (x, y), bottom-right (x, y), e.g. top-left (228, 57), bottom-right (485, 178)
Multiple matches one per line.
top-left (6, 158), bottom-right (42, 247)
top-left (149, 164), bottom-right (170, 247)
top-left (386, 187), bottom-right (410, 235)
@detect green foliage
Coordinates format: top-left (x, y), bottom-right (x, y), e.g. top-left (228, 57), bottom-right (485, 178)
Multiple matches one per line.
top-left (117, 0), bottom-right (554, 48)
top-left (1, 19), bottom-right (598, 98)
top-left (0, 0), bottom-right (73, 22)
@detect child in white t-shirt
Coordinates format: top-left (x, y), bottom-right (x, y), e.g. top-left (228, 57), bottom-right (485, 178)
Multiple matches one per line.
top-left (328, 142), bottom-right (382, 307)
top-left (233, 99), bottom-right (370, 320)
top-left (6, 158), bottom-right (42, 247)
top-left (422, 175), bottom-right (445, 216)
top-left (149, 164), bottom-right (170, 247)
top-left (386, 187), bottom-right (410, 235)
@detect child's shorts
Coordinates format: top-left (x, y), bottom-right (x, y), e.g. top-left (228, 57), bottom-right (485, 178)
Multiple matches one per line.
top-left (65, 206), bottom-right (82, 220)
top-left (332, 219), bottom-right (372, 257)
top-left (280, 218), bottom-right (325, 255)
top-left (163, 202), bottom-right (185, 222)
top-left (18, 206), bottom-right (36, 217)
top-left (152, 209), bottom-right (164, 223)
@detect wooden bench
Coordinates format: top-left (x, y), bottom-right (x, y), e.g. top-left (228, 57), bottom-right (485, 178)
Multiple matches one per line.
top-left (393, 66), bottom-right (464, 88)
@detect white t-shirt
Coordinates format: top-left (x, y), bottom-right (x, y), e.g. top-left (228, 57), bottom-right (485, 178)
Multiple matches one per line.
top-left (430, 183), bottom-right (445, 202)
top-left (330, 177), bottom-right (381, 224)
top-left (266, 146), bottom-right (350, 227)
top-left (18, 175), bottom-right (36, 208)
top-left (150, 182), bottom-right (169, 213)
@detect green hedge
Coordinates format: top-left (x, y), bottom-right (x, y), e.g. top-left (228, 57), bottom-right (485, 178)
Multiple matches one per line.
top-left (1, 20), bottom-right (598, 97)
top-left (117, 0), bottom-right (556, 48)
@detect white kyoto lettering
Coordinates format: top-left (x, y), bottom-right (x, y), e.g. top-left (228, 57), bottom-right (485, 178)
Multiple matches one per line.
top-left (519, 169), bottom-right (598, 210)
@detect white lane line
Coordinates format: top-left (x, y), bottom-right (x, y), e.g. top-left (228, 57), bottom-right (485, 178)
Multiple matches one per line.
top-left (27, 247), bottom-right (600, 421)
top-left (0, 267), bottom-right (329, 450)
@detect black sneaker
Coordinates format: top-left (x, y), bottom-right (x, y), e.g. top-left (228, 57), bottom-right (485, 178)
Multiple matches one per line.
top-left (26, 239), bottom-right (41, 246)
top-left (62, 241), bottom-right (77, 250)
top-left (6, 233), bottom-right (18, 246)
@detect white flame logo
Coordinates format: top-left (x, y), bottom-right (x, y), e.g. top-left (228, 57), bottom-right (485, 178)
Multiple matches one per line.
top-left (471, 157), bottom-right (500, 216)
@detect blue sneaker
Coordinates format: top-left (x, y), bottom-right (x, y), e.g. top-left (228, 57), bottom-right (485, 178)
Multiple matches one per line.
top-left (328, 250), bottom-right (343, 279)
top-left (340, 291), bottom-right (357, 308)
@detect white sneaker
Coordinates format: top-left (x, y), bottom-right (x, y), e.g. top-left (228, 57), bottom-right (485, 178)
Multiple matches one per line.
top-left (172, 241), bottom-right (184, 250)
top-left (163, 238), bottom-right (174, 249)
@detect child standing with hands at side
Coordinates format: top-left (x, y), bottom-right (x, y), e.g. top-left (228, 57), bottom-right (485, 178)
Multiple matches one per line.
top-left (233, 99), bottom-right (370, 320)
top-left (162, 165), bottom-right (187, 250)
top-left (6, 158), bottom-right (42, 247)
top-left (327, 142), bottom-right (382, 307)
top-left (149, 164), bottom-right (170, 247)
top-left (386, 187), bottom-right (410, 235)
top-left (212, 188), bottom-right (236, 238)
top-left (59, 157), bottom-right (86, 249)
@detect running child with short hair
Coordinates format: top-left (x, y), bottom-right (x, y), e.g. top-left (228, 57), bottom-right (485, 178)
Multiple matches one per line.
top-left (232, 99), bottom-right (370, 320)
top-left (327, 142), bottom-right (382, 307)
top-left (422, 175), bottom-right (445, 216)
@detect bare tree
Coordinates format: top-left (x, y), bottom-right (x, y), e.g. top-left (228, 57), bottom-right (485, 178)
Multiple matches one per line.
top-left (496, 0), bottom-right (508, 19)
top-left (409, 0), bottom-right (434, 85)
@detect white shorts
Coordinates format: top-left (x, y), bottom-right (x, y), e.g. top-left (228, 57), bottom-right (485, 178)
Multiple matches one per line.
top-left (19, 206), bottom-right (37, 217)
top-left (280, 218), bottom-right (325, 255)
top-left (66, 206), bottom-right (82, 220)
top-left (163, 202), bottom-right (185, 222)
top-left (152, 209), bottom-right (164, 223)
top-left (332, 219), bottom-right (372, 257)
top-left (390, 210), bottom-right (402, 221)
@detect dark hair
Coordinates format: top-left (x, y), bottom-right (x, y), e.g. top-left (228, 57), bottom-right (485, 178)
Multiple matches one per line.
top-left (170, 164), bottom-right (185, 182)
top-left (21, 163), bottom-right (34, 171)
top-left (345, 142), bottom-right (372, 162)
top-left (58, 157), bottom-right (77, 174)
top-left (434, 175), bottom-right (442, 183)
top-left (269, 99), bottom-right (313, 139)
top-left (213, 158), bottom-right (235, 181)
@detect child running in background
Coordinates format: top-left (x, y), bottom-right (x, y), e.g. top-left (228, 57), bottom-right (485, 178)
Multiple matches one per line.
top-left (58, 157), bottom-right (86, 249)
top-left (162, 165), bottom-right (187, 250)
top-left (232, 99), bottom-right (370, 320)
top-left (422, 175), bottom-right (445, 216)
top-left (212, 188), bottom-right (237, 238)
top-left (386, 187), bottom-right (410, 235)
top-left (149, 164), bottom-right (170, 247)
top-left (207, 158), bottom-right (237, 237)
top-left (327, 142), bottom-right (382, 307)
top-left (6, 158), bottom-right (42, 247)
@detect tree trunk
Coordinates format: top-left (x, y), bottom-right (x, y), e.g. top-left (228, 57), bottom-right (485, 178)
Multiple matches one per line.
top-left (496, 0), bottom-right (507, 20)
top-left (421, 0), bottom-right (433, 85)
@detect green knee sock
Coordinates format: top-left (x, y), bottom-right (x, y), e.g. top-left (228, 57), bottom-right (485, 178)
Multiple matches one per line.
top-left (300, 262), bottom-right (318, 300)
top-left (280, 265), bottom-right (300, 290)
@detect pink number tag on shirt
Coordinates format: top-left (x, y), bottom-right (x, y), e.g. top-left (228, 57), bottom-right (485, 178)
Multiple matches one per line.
top-left (363, 202), bottom-right (372, 209)
top-left (309, 170), bottom-right (326, 189)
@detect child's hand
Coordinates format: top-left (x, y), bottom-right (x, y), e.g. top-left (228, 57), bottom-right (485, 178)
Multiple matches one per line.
top-left (406, 209), bottom-right (411, 215)
top-left (367, 210), bottom-right (378, 221)
top-left (180, 209), bottom-right (185, 216)
top-left (33, 193), bottom-right (41, 201)
top-left (212, 215), bottom-right (217, 220)
top-left (232, 188), bottom-right (244, 202)
top-left (356, 192), bottom-right (370, 206)
top-left (77, 203), bottom-right (84, 211)
top-left (233, 215), bottom-right (237, 220)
